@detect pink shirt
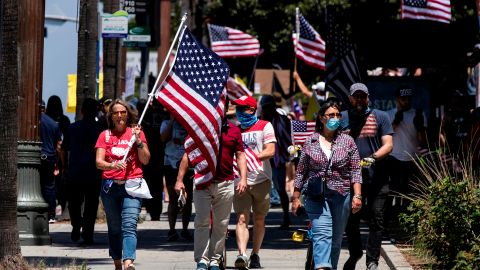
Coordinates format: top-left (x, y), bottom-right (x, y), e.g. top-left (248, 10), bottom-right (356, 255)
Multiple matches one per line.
top-left (95, 127), bottom-right (147, 180)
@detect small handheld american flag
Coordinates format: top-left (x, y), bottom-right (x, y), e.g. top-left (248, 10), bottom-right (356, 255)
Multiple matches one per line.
top-left (291, 120), bottom-right (316, 146)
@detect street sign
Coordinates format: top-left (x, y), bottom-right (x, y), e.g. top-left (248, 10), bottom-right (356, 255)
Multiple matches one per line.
top-left (120, 0), bottom-right (149, 15)
top-left (101, 11), bottom-right (128, 38)
top-left (126, 26), bottom-right (151, 42)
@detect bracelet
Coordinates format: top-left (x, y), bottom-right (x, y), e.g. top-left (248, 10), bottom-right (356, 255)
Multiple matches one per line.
top-left (353, 194), bottom-right (362, 200)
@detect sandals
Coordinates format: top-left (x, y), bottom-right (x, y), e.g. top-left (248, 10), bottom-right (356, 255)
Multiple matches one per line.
top-left (126, 263), bottom-right (135, 270)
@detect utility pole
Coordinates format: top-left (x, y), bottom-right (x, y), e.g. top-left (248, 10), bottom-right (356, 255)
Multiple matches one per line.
top-left (16, 0), bottom-right (51, 245)
top-left (158, 0), bottom-right (171, 81)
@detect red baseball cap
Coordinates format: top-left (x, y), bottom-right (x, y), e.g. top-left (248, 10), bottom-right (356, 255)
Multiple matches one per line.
top-left (232, 95), bottom-right (257, 109)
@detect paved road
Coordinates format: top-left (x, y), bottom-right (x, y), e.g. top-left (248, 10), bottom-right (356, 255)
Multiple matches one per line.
top-left (21, 206), bottom-right (391, 269)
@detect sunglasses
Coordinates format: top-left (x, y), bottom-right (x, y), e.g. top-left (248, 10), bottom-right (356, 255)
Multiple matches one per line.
top-left (112, 111), bottom-right (127, 116)
top-left (324, 113), bottom-right (342, 119)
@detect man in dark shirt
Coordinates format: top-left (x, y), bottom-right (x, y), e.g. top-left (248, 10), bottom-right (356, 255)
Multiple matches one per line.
top-left (63, 98), bottom-right (103, 244)
top-left (175, 121), bottom-right (247, 270)
top-left (40, 101), bottom-right (62, 223)
top-left (340, 83), bottom-right (393, 270)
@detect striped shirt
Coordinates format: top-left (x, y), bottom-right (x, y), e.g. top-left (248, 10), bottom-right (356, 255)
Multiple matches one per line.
top-left (241, 120), bottom-right (276, 185)
top-left (294, 133), bottom-right (362, 196)
top-left (340, 109), bottom-right (394, 158)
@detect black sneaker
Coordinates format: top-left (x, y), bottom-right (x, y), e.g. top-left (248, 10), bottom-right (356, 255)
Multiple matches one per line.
top-left (71, 228), bottom-right (80, 242)
top-left (249, 253), bottom-right (261, 269)
top-left (181, 229), bottom-right (193, 241)
top-left (167, 229), bottom-right (179, 242)
top-left (343, 255), bottom-right (362, 270)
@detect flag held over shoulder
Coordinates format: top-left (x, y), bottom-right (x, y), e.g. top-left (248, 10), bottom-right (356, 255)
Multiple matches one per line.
top-left (155, 28), bottom-right (230, 188)
top-left (208, 24), bottom-right (261, 58)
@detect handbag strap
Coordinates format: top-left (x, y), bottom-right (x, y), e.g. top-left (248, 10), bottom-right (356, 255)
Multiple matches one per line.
top-left (322, 148), bottom-right (334, 179)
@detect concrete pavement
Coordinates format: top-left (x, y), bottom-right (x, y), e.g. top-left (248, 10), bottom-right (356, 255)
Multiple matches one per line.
top-left (21, 205), bottom-right (407, 269)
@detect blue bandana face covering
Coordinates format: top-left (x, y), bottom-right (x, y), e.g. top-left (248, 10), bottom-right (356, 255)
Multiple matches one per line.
top-left (236, 110), bottom-right (258, 129)
top-left (326, 118), bottom-right (341, 131)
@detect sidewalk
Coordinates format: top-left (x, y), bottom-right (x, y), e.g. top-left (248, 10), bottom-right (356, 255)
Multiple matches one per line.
top-left (21, 205), bottom-right (407, 269)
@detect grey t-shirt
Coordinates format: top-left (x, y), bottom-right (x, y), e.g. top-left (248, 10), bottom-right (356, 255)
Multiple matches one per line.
top-left (340, 109), bottom-right (394, 159)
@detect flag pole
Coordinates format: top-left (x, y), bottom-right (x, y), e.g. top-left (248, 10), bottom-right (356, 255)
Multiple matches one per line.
top-left (292, 7), bottom-right (300, 93)
top-left (248, 49), bottom-right (261, 91)
top-left (121, 14), bottom-right (188, 162)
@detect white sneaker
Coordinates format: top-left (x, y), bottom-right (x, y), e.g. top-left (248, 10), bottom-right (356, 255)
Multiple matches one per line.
top-left (49, 219), bottom-right (56, 224)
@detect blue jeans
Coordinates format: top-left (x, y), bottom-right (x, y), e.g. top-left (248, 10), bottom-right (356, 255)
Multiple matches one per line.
top-left (101, 180), bottom-right (142, 261)
top-left (305, 189), bottom-right (351, 270)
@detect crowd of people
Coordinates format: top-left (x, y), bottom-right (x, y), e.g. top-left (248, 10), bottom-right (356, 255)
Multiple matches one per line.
top-left (38, 74), bottom-right (480, 270)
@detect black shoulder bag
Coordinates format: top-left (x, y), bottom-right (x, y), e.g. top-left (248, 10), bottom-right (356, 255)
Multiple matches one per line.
top-left (303, 148), bottom-right (334, 201)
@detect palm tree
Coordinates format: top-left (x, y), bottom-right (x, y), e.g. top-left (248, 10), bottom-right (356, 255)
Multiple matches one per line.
top-left (0, 0), bottom-right (24, 267)
top-left (76, 0), bottom-right (99, 120)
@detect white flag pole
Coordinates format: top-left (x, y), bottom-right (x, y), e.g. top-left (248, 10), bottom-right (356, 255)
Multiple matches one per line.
top-left (293, 7), bottom-right (300, 93)
top-left (121, 14), bottom-right (188, 163)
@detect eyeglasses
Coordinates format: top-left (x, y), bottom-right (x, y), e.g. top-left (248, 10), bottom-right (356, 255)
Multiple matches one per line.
top-left (112, 111), bottom-right (127, 116)
top-left (324, 113), bottom-right (342, 119)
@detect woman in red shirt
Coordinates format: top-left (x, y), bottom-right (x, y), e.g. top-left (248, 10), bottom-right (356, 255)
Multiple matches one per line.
top-left (95, 99), bottom-right (150, 270)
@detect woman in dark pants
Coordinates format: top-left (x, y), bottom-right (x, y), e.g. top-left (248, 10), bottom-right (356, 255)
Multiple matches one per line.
top-left (160, 115), bottom-right (194, 241)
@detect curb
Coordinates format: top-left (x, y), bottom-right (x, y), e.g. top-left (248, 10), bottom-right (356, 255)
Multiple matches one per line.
top-left (381, 240), bottom-right (413, 270)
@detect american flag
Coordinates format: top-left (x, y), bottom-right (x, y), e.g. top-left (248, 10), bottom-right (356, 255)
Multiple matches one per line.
top-left (293, 13), bottom-right (326, 70)
top-left (155, 28), bottom-right (230, 188)
top-left (232, 147), bottom-right (263, 180)
top-left (208, 24), bottom-right (260, 58)
top-left (291, 120), bottom-right (316, 145)
top-left (226, 75), bottom-right (253, 100)
top-left (401, 0), bottom-right (451, 24)
top-left (325, 8), bottom-right (361, 109)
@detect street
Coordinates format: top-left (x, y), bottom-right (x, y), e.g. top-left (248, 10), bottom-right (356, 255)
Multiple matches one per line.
top-left (21, 205), bottom-right (391, 269)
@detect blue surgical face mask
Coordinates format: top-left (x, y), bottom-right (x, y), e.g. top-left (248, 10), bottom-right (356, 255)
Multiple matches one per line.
top-left (326, 118), bottom-right (340, 131)
top-left (236, 110), bottom-right (258, 129)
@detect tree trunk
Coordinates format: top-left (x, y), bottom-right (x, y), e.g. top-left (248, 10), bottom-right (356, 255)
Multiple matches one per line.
top-left (103, 0), bottom-right (120, 100)
top-left (76, 0), bottom-right (99, 120)
top-left (0, 0), bottom-right (27, 268)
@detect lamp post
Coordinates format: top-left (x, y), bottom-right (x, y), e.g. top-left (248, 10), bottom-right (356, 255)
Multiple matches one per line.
top-left (17, 0), bottom-right (51, 245)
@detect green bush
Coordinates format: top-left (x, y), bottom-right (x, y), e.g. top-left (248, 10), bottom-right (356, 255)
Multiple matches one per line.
top-left (399, 149), bottom-right (480, 269)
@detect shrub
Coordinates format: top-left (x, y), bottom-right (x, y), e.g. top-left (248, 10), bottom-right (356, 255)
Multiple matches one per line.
top-left (399, 148), bottom-right (480, 269)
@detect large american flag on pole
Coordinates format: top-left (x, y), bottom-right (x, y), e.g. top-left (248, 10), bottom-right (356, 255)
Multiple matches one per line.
top-left (293, 14), bottom-right (326, 70)
top-left (208, 24), bottom-right (260, 58)
top-left (325, 7), bottom-right (361, 109)
top-left (291, 120), bottom-right (316, 145)
top-left (156, 28), bottom-right (230, 187)
top-left (401, 0), bottom-right (451, 24)
top-left (226, 75), bottom-right (253, 100)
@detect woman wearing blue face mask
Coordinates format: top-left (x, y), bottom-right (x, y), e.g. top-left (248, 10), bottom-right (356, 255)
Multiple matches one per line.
top-left (291, 100), bottom-right (363, 270)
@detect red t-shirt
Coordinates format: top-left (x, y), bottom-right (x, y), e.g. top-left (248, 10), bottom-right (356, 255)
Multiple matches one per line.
top-left (215, 122), bottom-right (244, 181)
top-left (95, 127), bottom-right (147, 180)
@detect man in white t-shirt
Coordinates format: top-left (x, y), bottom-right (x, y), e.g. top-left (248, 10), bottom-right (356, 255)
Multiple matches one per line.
top-left (232, 95), bottom-right (276, 269)
top-left (386, 87), bottom-right (426, 210)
